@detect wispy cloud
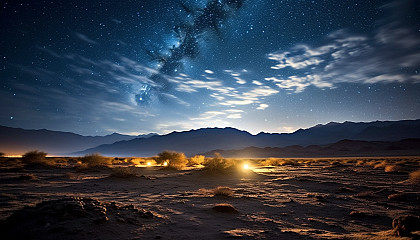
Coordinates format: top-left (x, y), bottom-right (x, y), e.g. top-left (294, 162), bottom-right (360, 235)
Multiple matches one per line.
top-left (266, 5), bottom-right (420, 93)
top-left (75, 32), bottom-right (98, 44)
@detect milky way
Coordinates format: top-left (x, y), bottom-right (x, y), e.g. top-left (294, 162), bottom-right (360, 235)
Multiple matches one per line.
top-left (137, 0), bottom-right (246, 106)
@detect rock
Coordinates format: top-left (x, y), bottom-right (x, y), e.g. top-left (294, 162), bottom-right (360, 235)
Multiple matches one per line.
top-left (0, 197), bottom-right (157, 239)
top-left (392, 215), bottom-right (420, 236)
top-left (349, 211), bottom-right (366, 218)
top-left (93, 216), bottom-right (109, 224)
top-left (212, 203), bottom-right (239, 214)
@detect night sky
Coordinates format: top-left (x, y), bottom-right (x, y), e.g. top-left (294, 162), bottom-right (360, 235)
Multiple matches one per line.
top-left (1, 0), bottom-right (419, 136)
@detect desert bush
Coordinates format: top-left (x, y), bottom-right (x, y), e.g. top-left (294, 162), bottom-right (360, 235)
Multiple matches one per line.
top-left (154, 151), bottom-right (188, 169)
top-left (110, 167), bottom-right (138, 178)
top-left (261, 158), bottom-right (298, 166)
top-left (374, 161), bottom-right (389, 169)
top-left (130, 158), bottom-right (145, 166)
top-left (384, 165), bottom-right (401, 172)
top-left (408, 169), bottom-right (420, 183)
top-left (21, 150), bottom-right (53, 166)
top-left (203, 153), bottom-right (234, 172)
top-left (213, 186), bottom-right (233, 197)
top-left (79, 153), bottom-right (112, 168)
top-left (189, 155), bottom-right (205, 166)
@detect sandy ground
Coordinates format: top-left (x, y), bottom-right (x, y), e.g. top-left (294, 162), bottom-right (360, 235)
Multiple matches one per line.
top-left (0, 158), bottom-right (419, 239)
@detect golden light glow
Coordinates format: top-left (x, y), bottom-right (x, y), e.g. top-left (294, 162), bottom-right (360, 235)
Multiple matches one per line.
top-left (163, 162), bottom-right (168, 166)
top-left (243, 164), bottom-right (249, 170)
top-left (147, 162), bottom-right (152, 166)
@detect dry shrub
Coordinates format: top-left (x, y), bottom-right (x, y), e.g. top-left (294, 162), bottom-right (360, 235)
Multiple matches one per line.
top-left (79, 153), bottom-right (112, 168)
top-left (374, 161), bottom-right (388, 169)
top-left (261, 158), bottom-right (298, 166)
top-left (130, 158), bottom-right (145, 166)
top-left (203, 153), bottom-right (235, 172)
top-left (213, 186), bottom-right (233, 197)
top-left (408, 169), bottom-right (420, 183)
top-left (110, 167), bottom-right (138, 178)
top-left (384, 165), bottom-right (401, 172)
top-left (154, 151), bottom-right (188, 169)
top-left (189, 155), bottom-right (205, 166)
top-left (365, 160), bottom-right (379, 167)
top-left (21, 150), bottom-right (55, 167)
top-left (356, 160), bottom-right (365, 166)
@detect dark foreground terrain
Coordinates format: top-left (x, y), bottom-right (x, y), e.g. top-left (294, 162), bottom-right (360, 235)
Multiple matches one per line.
top-left (0, 157), bottom-right (419, 239)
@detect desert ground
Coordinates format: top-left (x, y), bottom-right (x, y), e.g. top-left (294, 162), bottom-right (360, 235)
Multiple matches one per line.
top-left (0, 156), bottom-right (419, 239)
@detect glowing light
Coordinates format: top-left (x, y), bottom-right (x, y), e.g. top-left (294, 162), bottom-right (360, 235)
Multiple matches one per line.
top-left (243, 164), bottom-right (249, 170)
top-left (163, 162), bottom-right (168, 166)
top-left (147, 162), bottom-right (152, 166)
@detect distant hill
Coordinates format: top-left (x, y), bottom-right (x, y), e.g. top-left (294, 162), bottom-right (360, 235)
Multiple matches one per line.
top-left (73, 119), bottom-right (420, 157)
top-left (203, 138), bottom-right (420, 158)
top-left (0, 126), bottom-right (155, 155)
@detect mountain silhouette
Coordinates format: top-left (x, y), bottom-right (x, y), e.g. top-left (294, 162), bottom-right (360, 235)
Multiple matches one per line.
top-left (0, 126), bottom-right (155, 155)
top-left (203, 138), bottom-right (420, 158)
top-left (73, 119), bottom-right (420, 157)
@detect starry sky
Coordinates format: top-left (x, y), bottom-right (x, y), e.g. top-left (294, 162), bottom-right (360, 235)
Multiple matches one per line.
top-left (1, 0), bottom-right (419, 136)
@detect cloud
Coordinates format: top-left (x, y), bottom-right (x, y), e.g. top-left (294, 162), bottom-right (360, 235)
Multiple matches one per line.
top-left (189, 109), bottom-right (244, 121)
top-left (218, 86), bottom-right (279, 106)
top-left (75, 32), bottom-right (98, 44)
top-left (257, 104), bottom-right (269, 110)
top-left (205, 69), bottom-right (214, 74)
top-left (227, 114), bottom-right (242, 119)
top-left (252, 80), bottom-right (263, 86)
top-left (189, 111), bottom-right (226, 121)
top-left (266, 3), bottom-right (420, 93)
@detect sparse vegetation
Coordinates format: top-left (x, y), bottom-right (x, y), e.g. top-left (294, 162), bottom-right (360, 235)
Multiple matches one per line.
top-left (0, 152), bottom-right (5, 157)
top-left (78, 153), bottom-right (112, 169)
top-left (189, 155), bottom-right (205, 166)
top-left (21, 150), bottom-right (53, 167)
top-left (408, 169), bottom-right (420, 183)
top-left (261, 158), bottom-right (299, 166)
top-left (212, 186), bottom-right (233, 197)
top-left (154, 151), bottom-right (188, 170)
top-left (130, 158), bottom-right (146, 166)
top-left (110, 167), bottom-right (138, 178)
top-left (384, 165), bottom-right (401, 172)
top-left (203, 152), bottom-right (235, 172)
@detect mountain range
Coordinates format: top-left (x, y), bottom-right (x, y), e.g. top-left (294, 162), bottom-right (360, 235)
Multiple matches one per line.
top-left (1, 119), bottom-right (419, 157)
top-left (204, 138), bottom-right (420, 158)
top-left (0, 126), bottom-right (154, 155)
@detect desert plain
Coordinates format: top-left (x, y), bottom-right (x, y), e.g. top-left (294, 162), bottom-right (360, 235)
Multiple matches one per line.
top-left (0, 156), bottom-right (419, 240)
